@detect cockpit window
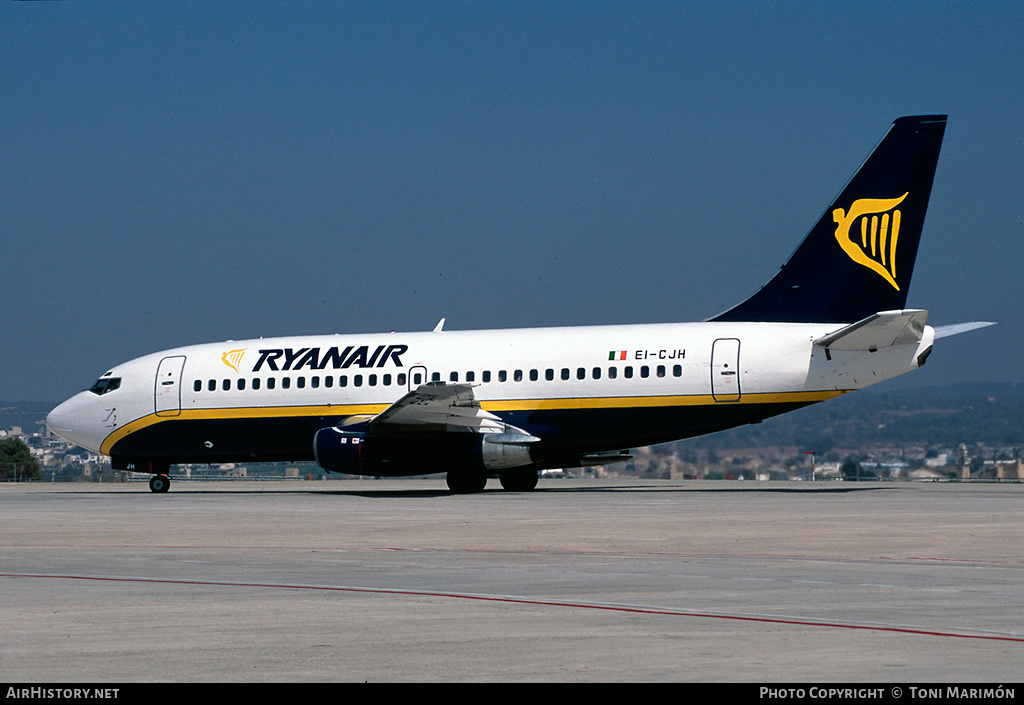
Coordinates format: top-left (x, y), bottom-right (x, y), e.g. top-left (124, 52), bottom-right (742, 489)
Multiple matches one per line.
top-left (89, 377), bottom-right (121, 395)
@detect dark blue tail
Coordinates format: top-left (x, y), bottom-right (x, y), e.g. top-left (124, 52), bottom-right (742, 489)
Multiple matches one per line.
top-left (712, 115), bottom-right (947, 324)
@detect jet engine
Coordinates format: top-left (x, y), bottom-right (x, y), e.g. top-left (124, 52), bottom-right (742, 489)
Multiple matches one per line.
top-left (313, 427), bottom-right (537, 477)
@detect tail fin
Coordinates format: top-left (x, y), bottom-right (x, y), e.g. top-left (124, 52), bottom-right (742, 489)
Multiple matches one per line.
top-left (712, 115), bottom-right (947, 324)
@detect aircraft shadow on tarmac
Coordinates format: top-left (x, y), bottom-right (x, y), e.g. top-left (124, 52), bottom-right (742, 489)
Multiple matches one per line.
top-left (39, 482), bottom-right (893, 499)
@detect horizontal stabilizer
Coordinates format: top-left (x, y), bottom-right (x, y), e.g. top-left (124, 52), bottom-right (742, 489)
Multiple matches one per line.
top-left (813, 309), bottom-right (928, 352)
top-left (933, 321), bottom-right (997, 339)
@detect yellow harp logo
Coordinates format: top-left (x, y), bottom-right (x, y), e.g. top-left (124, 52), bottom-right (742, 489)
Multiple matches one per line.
top-left (222, 349), bottom-right (246, 373)
top-left (832, 192), bottom-right (908, 291)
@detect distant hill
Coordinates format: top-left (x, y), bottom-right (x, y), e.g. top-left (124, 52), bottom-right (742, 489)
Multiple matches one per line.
top-left (0, 402), bottom-right (58, 435)
top-left (681, 382), bottom-right (1024, 452)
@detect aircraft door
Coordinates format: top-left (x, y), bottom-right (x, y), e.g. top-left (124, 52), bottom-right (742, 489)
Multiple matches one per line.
top-left (407, 366), bottom-right (428, 390)
top-left (711, 338), bottom-right (741, 402)
top-left (155, 355), bottom-right (187, 417)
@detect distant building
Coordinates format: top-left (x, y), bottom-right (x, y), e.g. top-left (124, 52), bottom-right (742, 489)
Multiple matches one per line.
top-left (996, 461), bottom-right (1022, 480)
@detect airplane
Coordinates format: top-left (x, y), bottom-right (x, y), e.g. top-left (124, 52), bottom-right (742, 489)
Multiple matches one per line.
top-left (45, 114), bottom-right (994, 493)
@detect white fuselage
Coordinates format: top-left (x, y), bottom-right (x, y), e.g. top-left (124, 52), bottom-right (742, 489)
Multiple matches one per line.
top-left (46, 319), bottom-right (935, 469)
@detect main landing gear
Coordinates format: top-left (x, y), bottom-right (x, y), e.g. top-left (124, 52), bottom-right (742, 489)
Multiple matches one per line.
top-left (499, 469), bottom-right (539, 492)
top-left (446, 471), bottom-right (488, 494)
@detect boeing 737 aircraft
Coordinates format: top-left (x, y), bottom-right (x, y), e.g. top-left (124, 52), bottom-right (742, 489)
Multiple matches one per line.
top-left (46, 115), bottom-right (993, 493)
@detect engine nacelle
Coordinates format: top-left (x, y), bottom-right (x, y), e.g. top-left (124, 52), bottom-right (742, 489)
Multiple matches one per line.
top-left (313, 427), bottom-right (537, 477)
top-left (480, 433), bottom-right (534, 470)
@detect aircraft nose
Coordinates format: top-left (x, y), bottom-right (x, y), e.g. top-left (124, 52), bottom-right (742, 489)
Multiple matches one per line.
top-left (45, 391), bottom-right (108, 454)
top-left (46, 399), bottom-right (76, 435)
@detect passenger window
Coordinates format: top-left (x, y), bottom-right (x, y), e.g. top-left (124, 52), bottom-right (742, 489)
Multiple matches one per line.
top-left (431, 372), bottom-right (441, 382)
top-left (450, 371), bottom-right (459, 382)
top-left (383, 374), bottom-right (392, 386)
top-left (656, 365), bottom-right (666, 378)
top-left (208, 380), bottom-right (216, 392)
top-left (624, 367), bottom-right (633, 379)
top-left (194, 380), bottom-right (202, 392)
top-left (311, 376), bottom-right (320, 388)
top-left (640, 366), bottom-right (650, 378)
top-left (576, 368), bottom-right (585, 380)
top-left (608, 367), bottom-right (617, 379)
top-left (561, 368), bottom-right (570, 380)
top-left (673, 364), bottom-right (682, 377)
top-left (282, 377), bottom-right (291, 389)
top-left (397, 373), bottom-right (406, 386)
top-left (238, 378), bottom-right (246, 391)
top-left (529, 369), bottom-right (538, 381)
top-left (369, 374), bottom-right (377, 386)
top-left (354, 375), bottom-right (363, 387)
top-left (482, 371), bottom-right (491, 383)
top-left (324, 376), bottom-right (333, 388)
top-left (514, 370), bottom-right (523, 382)
top-left (498, 370), bottom-right (507, 382)
top-left (340, 376), bottom-right (348, 387)
top-left (253, 378), bottom-right (261, 390)
top-left (267, 378), bottom-right (276, 390)
top-left (592, 367), bottom-right (601, 380)
top-left (297, 377), bottom-right (306, 389)
top-left (545, 369), bottom-right (554, 381)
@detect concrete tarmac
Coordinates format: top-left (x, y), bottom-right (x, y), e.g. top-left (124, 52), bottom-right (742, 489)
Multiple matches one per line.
top-left (0, 478), bottom-right (1021, 683)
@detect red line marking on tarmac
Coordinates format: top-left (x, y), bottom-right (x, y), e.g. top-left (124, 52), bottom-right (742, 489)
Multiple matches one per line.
top-left (5, 543), bottom-right (1023, 567)
top-left (3, 572), bottom-right (1023, 643)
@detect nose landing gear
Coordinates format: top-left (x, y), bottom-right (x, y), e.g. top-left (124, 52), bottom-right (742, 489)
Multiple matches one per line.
top-left (111, 457), bottom-right (175, 493)
top-left (148, 474), bottom-right (171, 493)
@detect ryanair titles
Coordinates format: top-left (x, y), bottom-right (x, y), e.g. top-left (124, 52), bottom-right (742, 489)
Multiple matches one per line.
top-left (253, 345), bottom-right (408, 372)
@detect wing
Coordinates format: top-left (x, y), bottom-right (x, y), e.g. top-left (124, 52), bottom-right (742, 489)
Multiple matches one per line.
top-left (366, 384), bottom-right (543, 453)
top-left (367, 383), bottom-right (528, 436)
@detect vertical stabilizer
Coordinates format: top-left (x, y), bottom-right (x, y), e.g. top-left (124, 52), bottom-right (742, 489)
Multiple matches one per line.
top-left (712, 115), bottom-right (946, 323)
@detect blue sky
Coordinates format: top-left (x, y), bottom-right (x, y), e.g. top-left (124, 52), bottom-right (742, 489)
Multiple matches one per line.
top-left (3, 2), bottom-right (1021, 402)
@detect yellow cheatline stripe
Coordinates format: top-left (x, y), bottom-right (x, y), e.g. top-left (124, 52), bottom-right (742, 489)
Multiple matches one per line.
top-left (486, 390), bottom-right (846, 411)
top-left (100, 390), bottom-right (849, 456)
top-left (100, 403), bottom-right (389, 455)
